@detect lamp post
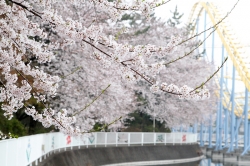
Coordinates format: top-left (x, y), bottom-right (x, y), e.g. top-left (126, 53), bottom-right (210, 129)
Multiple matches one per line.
top-left (153, 112), bottom-right (155, 132)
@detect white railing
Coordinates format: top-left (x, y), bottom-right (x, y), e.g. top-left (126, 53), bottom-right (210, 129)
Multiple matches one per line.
top-left (197, 133), bottom-right (244, 145)
top-left (0, 132), bottom-right (197, 166)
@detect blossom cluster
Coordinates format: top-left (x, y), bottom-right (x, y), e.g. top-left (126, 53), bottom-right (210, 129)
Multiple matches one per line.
top-left (0, 2), bottom-right (60, 125)
top-left (0, 0), bottom-right (213, 135)
top-left (90, 0), bottom-right (167, 20)
top-left (149, 82), bottom-right (210, 100)
top-left (25, 107), bottom-right (80, 135)
top-left (32, 1), bottom-right (196, 99)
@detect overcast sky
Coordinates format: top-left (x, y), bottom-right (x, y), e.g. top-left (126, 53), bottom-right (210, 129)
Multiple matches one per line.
top-left (154, 0), bottom-right (250, 46)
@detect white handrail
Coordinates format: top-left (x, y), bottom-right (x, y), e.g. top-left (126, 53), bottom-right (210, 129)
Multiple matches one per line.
top-left (0, 132), bottom-right (197, 166)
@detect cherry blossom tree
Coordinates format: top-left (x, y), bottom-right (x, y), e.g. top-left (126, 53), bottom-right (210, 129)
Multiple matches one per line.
top-left (44, 5), bottom-right (217, 132)
top-left (38, 1), bottom-right (138, 132)
top-left (0, 0), bottom-right (215, 136)
top-left (115, 11), bottom-right (217, 129)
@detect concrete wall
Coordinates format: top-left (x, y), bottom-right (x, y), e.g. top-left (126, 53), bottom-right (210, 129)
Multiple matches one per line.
top-left (39, 144), bottom-right (202, 166)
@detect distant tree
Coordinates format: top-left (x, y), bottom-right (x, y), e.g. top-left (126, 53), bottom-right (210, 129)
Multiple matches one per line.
top-left (167, 6), bottom-right (184, 27)
top-left (0, 106), bottom-right (26, 139)
top-left (123, 110), bottom-right (171, 132)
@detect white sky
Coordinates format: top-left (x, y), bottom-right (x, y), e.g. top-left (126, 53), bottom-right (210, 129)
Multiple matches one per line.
top-left (155, 0), bottom-right (250, 46)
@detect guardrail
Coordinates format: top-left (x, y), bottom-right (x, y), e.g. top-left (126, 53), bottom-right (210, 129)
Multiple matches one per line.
top-left (198, 133), bottom-right (244, 145)
top-left (0, 132), bottom-right (197, 166)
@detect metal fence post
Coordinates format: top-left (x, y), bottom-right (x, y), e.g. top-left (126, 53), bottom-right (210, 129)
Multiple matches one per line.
top-left (141, 133), bottom-right (144, 146)
top-left (181, 133), bottom-right (182, 145)
top-left (116, 133), bottom-right (118, 147)
top-left (128, 133), bottom-right (130, 146)
top-left (78, 135), bottom-right (80, 149)
top-left (5, 140), bottom-right (8, 166)
top-left (71, 137), bottom-right (73, 150)
top-left (165, 133), bottom-right (166, 145)
top-left (154, 133), bottom-right (156, 145)
top-left (95, 132), bottom-right (97, 148)
top-left (87, 135), bottom-right (89, 148)
top-left (64, 140), bottom-right (66, 152)
top-left (105, 133), bottom-right (107, 147)
top-left (173, 133), bottom-right (175, 145)
top-left (16, 139), bottom-right (20, 165)
top-left (59, 135), bottom-right (61, 152)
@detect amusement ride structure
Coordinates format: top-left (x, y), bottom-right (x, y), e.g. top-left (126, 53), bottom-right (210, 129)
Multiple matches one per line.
top-left (189, 1), bottom-right (250, 158)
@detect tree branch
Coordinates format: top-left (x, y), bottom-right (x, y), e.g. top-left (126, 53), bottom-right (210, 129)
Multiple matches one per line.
top-left (9, 0), bottom-right (42, 19)
top-left (191, 57), bottom-right (228, 93)
top-left (164, 26), bottom-right (217, 66)
top-left (73, 84), bottom-right (111, 116)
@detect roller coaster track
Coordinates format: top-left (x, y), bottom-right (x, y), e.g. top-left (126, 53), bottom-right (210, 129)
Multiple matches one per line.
top-left (188, 1), bottom-right (250, 117)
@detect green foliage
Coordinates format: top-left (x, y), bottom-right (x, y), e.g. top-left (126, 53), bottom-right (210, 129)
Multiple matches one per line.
top-left (124, 110), bottom-right (170, 132)
top-left (0, 109), bottom-right (27, 137)
top-left (120, 13), bottom-right (135, 21)
top-left (93, 122), bottom-right (109, 132)
top-left (15, 97), bottom-right (56, 135)
top-left (5, 0), bottom-right (10, 5)
top-left (118, 12), bottom-right (154, 36)
top-left (186, 22), bottom-right (195, 32)
top-left (123, 91), bottom-right (170, 132)
top-left (167, 6), bottom-right (184, 27)
top-left (0, 98), bottom-right (56, 138)
top-left (134, 26), bottom-right (150, 36)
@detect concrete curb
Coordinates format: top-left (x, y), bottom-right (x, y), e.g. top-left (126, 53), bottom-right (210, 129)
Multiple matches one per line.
top-left (102, 155), bottom-right (205, 166)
